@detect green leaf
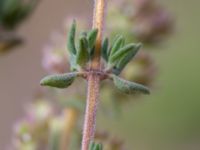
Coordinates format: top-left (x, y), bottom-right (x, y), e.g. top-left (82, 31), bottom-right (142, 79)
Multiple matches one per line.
top-left (40, 72), bottom-right (78, 88)
top-left (76, 35), bottom-right (89, 67)
top-left (109, 43), bottom-right (141, 64)
top-left (112, 75), bottom-right (150, 94)
top-left (67, 20), bottom-right (77, 55)
top-left (101, 37), bottom-right (109, 61)
top-left (114, 43), bottom-right (142, 74)
top-left (87, 28), bottom-right (98, 50)
top-left (110, 35), bottom-right (124, 56)
top-left (89, 141), bottom-right (103, 150)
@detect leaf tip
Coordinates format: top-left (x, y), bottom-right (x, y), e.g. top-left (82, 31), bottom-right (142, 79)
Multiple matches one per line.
top-left (40, 76), bottom-right (48, 86)
top-left (143, 87), bottom-right (150, 95)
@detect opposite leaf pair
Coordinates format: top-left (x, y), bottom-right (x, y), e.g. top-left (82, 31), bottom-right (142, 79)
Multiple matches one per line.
top-left (40, 21), bottom-right (150, 95)
top-left (67, 20), bottom-right (141, 75)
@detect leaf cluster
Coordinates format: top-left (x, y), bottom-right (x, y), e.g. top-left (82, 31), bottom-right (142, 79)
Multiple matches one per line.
top-left (40, 21), bottom-right (150, 99)
top-left (66, 20), bottom-right (98, 71)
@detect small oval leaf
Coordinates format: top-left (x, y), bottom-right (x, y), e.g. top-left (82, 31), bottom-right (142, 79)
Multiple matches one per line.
top-left (101, 37), bottom-right (109, 61)
top-left (112, 75), bottom-right (150, 94)
top-left (110, 35), bottom-right (124, 56)
top-left (114, 43), bottom-right (142, 74)
top-left (67, 20), bottom-right (77, 55)
top-left (40, 72), bottom-right (78, 88)
top-left (87, 28), bottom-right (98, 50)
top-left (76, 36), bottom-right (89, 67)
top-left (110, 43), bottom-right (141, 64)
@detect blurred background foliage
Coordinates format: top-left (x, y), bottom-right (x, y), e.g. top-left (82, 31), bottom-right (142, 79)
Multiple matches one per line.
top-left (0, 0), bottom-right (39, 53)
top-left (99, 1), bottom-right (200, 149)
top-left (0, 0), bottom-right (200, 149)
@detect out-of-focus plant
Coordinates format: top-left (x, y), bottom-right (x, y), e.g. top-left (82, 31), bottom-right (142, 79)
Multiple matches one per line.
top-left (10, 0), bottom-right (174, 149)
top-left (0, 0), bottom-right (39, 54)
top-left (107, 0), bottom-right (174, 45)
top-left (12, 100), bottom-right (54, 150)
top-left (11, 99), bottom-right (126, 150)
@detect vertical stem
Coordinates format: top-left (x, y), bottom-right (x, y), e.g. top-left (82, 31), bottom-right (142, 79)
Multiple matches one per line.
top-left (91, 0), bottom-right (105, 69)
top-left (82, 0), bottom-right (106, 150)
top-left (82, 74), bottom-right (100, 150)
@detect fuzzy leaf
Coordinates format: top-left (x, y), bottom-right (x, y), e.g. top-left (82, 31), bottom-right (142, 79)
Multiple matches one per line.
top-left (110, 35), bottom-right (124, 56)
top-left (112, 75), bottom-right (150, 94)
top-left (76, 36), bottom-right (89, 67)
top-left (67, 20), bottom-right (76, 55)
top-left (87, 28), bottom-right (98, 50)
top-left (40, 72), bottom-right (78, 88)
top-left (109, 43), bottom-right (140, 64)
top-left (113, 43), bottom-right (142, 74)
top-left (101, 37), bottom-right (109, 61)
top-left (89, 141), bottom-right (103, 150)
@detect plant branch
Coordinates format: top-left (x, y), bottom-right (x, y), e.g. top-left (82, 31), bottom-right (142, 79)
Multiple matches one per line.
top-left (82, 0), bottom-right (106, 150)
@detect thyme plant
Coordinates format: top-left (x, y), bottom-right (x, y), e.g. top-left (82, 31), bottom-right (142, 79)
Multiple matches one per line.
top-left (7, 0), bottom-right (175, 149)
top-left (40, 0), bottom-right (150, 149)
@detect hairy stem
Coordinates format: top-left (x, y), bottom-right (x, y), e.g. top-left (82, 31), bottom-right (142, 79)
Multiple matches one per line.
top-left (82, 74), bottom-right (100, 150)
top-left (82, 0), bottom-right (106, 150)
